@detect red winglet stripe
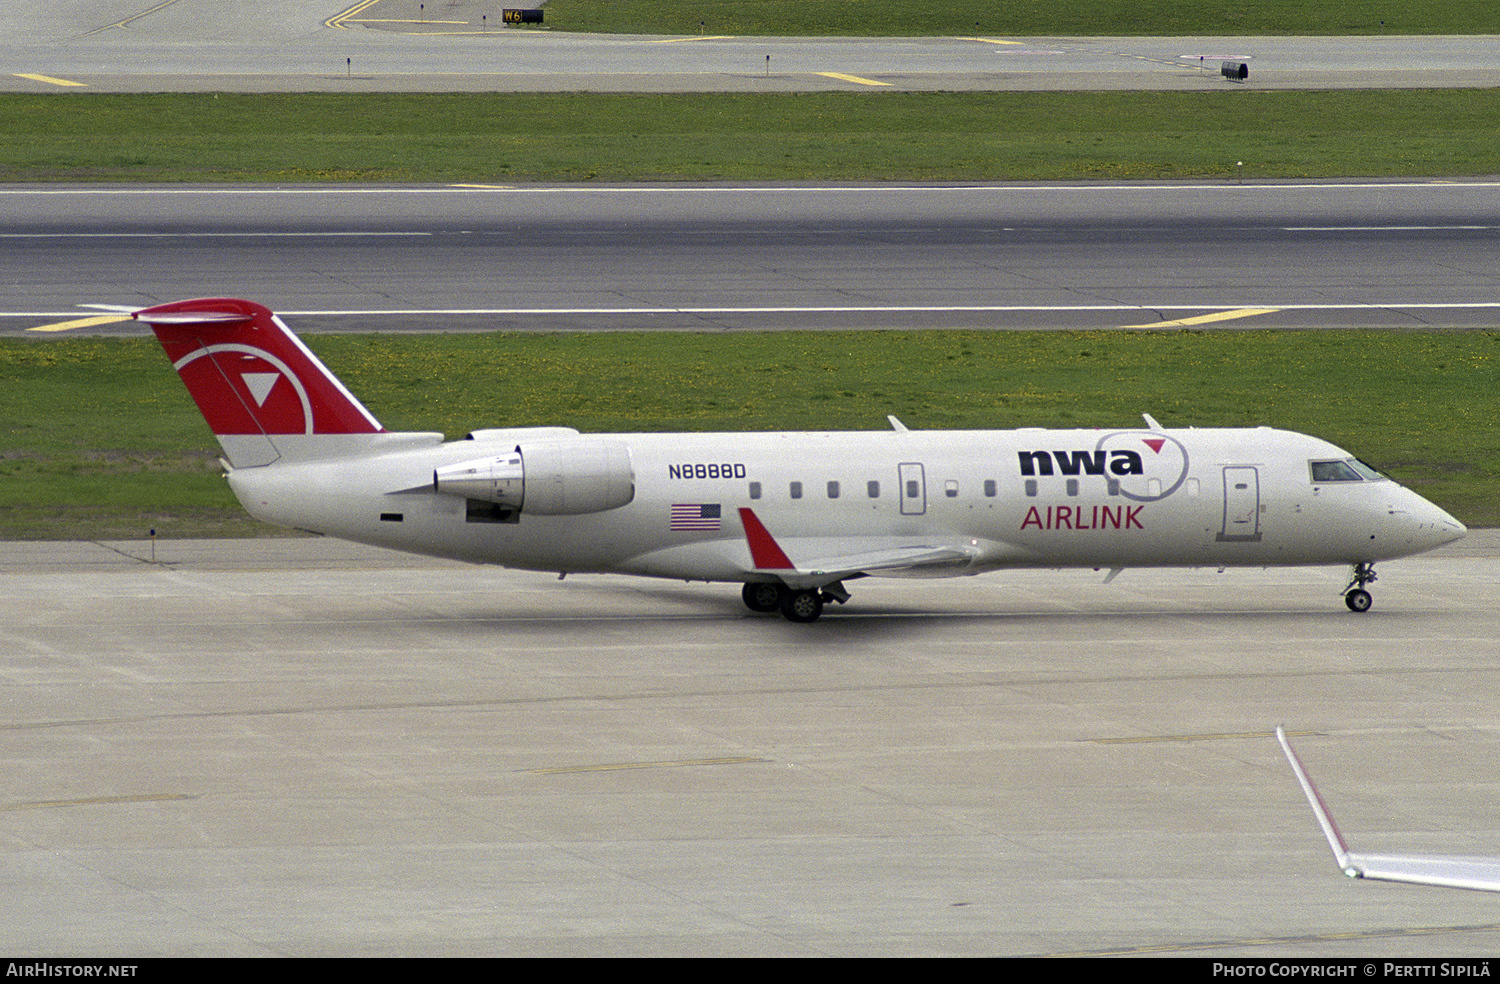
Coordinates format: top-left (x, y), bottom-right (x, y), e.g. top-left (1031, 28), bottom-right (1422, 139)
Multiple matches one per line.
top-left (738, 508), bottom-right (795, 570)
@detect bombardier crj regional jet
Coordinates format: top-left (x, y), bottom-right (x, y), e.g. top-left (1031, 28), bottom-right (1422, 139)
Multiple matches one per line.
top-left (135, 298), bottom-right (1466, 622)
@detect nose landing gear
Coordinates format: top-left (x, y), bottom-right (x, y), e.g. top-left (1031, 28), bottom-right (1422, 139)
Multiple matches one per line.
top-left (1343, 562), bottom-right (1378, 612)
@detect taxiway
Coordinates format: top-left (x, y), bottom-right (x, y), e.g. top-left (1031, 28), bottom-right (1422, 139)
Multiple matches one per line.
top-left (3, 535), bottom-right (1499, 955)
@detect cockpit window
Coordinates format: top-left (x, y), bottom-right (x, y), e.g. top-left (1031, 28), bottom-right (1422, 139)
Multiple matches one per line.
top-left (1310, 459), bottom-right (1383, 483)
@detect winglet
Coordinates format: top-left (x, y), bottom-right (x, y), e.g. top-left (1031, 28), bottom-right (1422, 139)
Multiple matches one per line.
top-left (1276, 726), bottom-right (1356, 876)
top-left (738, 507), bottom-right (795, 570)
top-left (1277, 726), bottom-right (1500, 893)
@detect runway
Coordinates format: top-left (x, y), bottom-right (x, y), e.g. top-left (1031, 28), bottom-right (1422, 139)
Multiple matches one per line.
top-left (6, 181), bottom-right (1500, 334)
top-left (5, 2), bottom-right (1500, 93)
top-left (3, 533), bottom-right (1499, 956)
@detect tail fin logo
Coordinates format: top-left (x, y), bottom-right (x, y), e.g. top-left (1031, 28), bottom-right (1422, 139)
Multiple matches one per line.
top-left (242, 373), bottom-right (280, 408)
top-left (172, 343), bottom-right (315, 435)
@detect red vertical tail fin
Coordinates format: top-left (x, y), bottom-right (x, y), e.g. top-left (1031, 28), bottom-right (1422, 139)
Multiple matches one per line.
top-left (135, 298), bottom-right (385, 467)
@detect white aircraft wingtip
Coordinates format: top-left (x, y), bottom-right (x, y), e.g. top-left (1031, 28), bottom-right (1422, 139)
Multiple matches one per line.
top-left (887, 414), bottom-right (909, 432)
top-left (1142, 413), bottom-right (1164, 430)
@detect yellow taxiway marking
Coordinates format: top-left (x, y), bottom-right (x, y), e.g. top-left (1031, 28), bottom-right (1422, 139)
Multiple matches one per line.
top-left (962, 37), bottom-right (1023, 45)
top-left (14, 73), bottom-right (86, 87)
top-left (817, 71), bottom-right (891, 87)
top-left (326, 0), bottom-right (382, 29)
top-left (523, 756), bottom-right (769, 775)
top-left (78, 0), bottom-right (182, 37)
top-left (655, 36), bottom-right (736, 43)
top-left (27, 314), bottom-right (132, 333)
top-left (2, 793), bottom-right (194, 811)
top-left (1118, 307), bottom-right (1279, 329)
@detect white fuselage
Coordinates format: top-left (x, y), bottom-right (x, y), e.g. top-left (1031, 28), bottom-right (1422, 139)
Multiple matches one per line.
top-left (226, 424), bottom-right (1465, 583)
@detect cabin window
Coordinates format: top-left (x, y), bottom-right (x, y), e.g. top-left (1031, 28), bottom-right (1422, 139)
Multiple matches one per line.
top-left (827, 481), bottom-right (840, 499)
top-left (790, 481), bottom-right (803, 500)
top-left (983, 480), bottom-right (996, 498)
top-left (867, 480), bottom-right (880, 498)
top-left (944, 480), bottom-right (958, 498)
top-left (749, 481), bottom-right (762, 500)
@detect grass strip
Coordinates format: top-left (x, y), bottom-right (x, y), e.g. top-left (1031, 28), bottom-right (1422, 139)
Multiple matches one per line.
top-left (539, 0), bottom-right (1500, 36)
top-left (2, 329), bottom-right (1495, 539)
top-left (4, 90), bottom-right (1500, 183)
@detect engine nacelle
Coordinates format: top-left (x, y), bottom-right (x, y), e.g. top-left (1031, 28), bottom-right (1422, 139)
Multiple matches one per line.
top-left (433, 440), bottom-right (635, 515)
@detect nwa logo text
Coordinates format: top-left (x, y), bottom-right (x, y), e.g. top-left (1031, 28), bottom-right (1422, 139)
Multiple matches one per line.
top-left (1017, 431), bottom-right (1191, 503)
top-left (1018, 449), bottom-right (1146, 478)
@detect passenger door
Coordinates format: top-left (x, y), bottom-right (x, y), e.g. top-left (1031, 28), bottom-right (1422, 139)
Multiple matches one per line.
top-left (1218, 465), bottom-right (1262, 542)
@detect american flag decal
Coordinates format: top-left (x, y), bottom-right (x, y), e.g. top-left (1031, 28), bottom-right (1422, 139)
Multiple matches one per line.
top-left (670, 503), bottom-right (721, 531)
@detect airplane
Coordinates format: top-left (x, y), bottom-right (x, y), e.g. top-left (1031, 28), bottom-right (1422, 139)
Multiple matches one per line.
top-left (132, 297), bottom-right (1467, 622)
top-left (1277, 726), bottom-right (1500, 893)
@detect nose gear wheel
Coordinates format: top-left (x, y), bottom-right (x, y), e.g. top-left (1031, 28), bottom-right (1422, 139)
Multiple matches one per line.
top-left (1343, 562), bottom-right (1378, 613)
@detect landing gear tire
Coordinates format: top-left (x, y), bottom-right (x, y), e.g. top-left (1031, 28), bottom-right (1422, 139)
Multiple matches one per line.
top-left (742, 582), bottom-right (784, 613)
top-left (779, 588), bottom-right (825, 623)
top-left (1343, 562), bottom-right (1378, 613)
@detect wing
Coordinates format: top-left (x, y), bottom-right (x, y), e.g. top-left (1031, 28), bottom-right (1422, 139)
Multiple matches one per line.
top-left (1277, 726), bottom-right (1500, 893)
top-left (738, 507), bottom-right (977, 588)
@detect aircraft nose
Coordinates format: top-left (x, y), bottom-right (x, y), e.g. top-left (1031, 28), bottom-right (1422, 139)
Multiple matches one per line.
top-left (1429, 508), bottom-right (1468, 546)
top-left (1396, 490), bottom-right (1467, 553)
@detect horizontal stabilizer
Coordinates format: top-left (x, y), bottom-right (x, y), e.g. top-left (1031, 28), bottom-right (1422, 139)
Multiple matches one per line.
top-left (133, 309), bottom-right (255, 327)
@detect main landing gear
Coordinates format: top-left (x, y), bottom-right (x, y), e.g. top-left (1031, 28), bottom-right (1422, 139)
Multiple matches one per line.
top-left (741, 581), bottom-right (848, 623)
top-left (1343, 562), bottom-right (1378, 613)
